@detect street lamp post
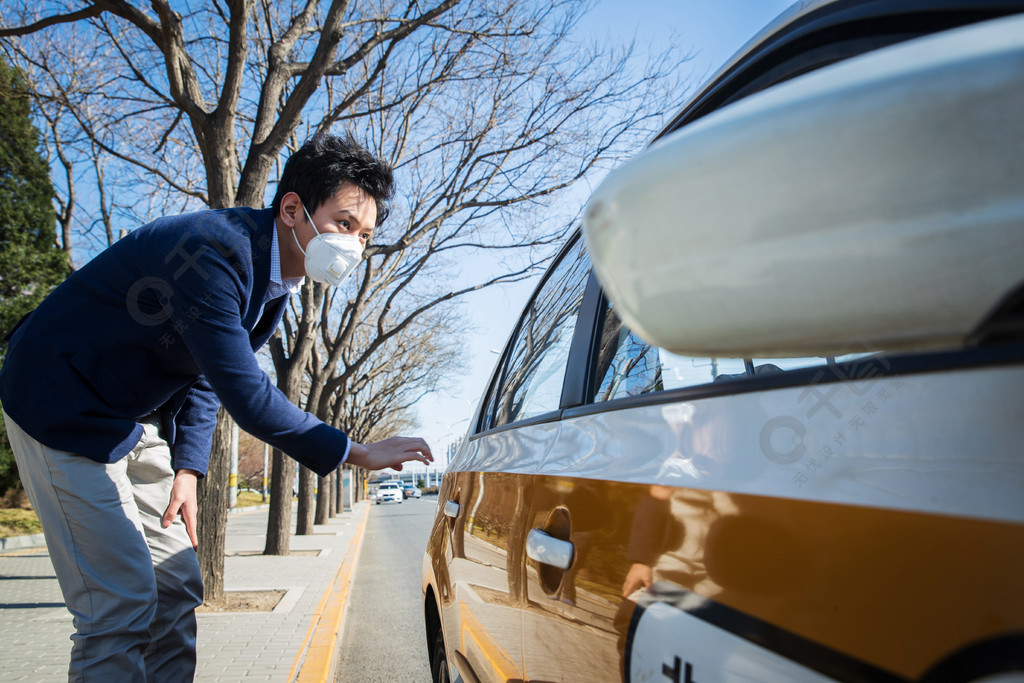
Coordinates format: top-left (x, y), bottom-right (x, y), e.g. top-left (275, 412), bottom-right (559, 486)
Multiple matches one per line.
top-left (262, 442), bottom-right (269, 502)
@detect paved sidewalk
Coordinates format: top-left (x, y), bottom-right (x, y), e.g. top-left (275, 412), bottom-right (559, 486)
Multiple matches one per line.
top-left (0, 501), bottom-right (369, 682)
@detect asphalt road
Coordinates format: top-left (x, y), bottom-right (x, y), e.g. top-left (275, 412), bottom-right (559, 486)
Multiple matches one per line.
top-left (335, 495), bottom-right (438, 682)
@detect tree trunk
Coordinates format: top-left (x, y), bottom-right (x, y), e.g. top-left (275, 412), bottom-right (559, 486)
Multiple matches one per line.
top-left (507, 481), bottom-right (530, 608)
top-left (296, 465), bottom-right (316, 534)
top-left (268, 283), bottom-right (323, 541)
top-left (316, 471), bottom-right (331, 524)
top-left (197, 409), bottom-right (232, 603)
top-left (263, 448), bottom-right (293, 555)
top-left (451, 471), bottom-right (474, 560)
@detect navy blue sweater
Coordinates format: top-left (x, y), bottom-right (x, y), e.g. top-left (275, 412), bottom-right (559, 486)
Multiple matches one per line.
top-left (0, 207), bottom-right (347, 477)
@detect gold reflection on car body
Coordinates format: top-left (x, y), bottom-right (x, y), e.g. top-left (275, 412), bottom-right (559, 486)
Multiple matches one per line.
top-left (427, 468), bottom-right (1024, 681)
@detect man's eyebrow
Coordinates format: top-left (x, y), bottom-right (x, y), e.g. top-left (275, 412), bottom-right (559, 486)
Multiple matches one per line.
top-left (334, 209), bottom-right (372, 230)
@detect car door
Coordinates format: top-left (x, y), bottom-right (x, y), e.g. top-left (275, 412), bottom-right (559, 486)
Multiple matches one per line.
top-left (520, 287), bottom-right (1024, 682)
top-left (438, 235), bottom-right (594, 682)
top-left (514, 288), bottom-right (754, 681)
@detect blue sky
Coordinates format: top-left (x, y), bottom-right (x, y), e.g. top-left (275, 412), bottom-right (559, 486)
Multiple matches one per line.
top-left (409, 0), bottom-right (795, 472)
top-left (578, 0), bottom-right (791, 79)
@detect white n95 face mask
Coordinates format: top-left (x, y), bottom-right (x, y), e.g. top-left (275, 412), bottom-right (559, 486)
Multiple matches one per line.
top-left (294, 203), bottom-right (364, 286)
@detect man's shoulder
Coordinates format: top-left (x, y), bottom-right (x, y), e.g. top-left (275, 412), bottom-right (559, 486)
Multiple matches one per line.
top-left (142, 207), bottom-right (272, 240)
top-left (129, 207), bottom-right (274, 264)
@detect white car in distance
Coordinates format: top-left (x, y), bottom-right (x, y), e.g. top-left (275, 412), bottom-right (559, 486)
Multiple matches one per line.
top-left (374, 481), bottom-right (403, 505)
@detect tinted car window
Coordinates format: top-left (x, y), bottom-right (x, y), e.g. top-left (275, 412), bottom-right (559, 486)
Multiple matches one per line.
top-left (592, 303), bottom-right (747, 401)
top-left (592, 300), bottom-right (880, 401)
top-left (485, 238), bottom-right (591, 429)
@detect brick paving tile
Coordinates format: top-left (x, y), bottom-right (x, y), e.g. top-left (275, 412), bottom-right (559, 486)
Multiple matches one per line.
top-left (0, 502), bottom-right (365, 681)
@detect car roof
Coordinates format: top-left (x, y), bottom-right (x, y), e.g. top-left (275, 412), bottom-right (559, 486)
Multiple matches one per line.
top-left (655, 0), bottom-right (1024, 140)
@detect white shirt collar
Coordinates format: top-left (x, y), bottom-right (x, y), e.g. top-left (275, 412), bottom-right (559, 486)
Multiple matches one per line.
top-left (269, 226), bottom-right (304, 300)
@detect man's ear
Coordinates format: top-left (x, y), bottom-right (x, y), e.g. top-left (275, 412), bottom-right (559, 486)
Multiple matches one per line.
top-left (279, 192), bottom-right (302, 228)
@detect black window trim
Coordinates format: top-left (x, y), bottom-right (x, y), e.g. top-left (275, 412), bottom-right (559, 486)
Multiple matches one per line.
top-left (560, 342), bottom-right (1024, 423)
top-left (558, 269), bottom-right (604, 411)
top-left (471, 319), bottom-right (1024, 442)
top-left (471, 408), bottom-right (565, 440)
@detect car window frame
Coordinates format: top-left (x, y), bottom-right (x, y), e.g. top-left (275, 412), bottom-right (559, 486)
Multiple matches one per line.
top-left (473, 231), bottom-right (594, 436)
top-left (471, 246), bottom-right (1024, 440)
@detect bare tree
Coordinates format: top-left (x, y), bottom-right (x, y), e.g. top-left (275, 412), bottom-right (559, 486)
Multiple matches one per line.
top-left (0, 0), bottom-right (686, 567)
top-left (36, 105), bottom-right (74, 258)
top-left (265, 281), bottom-right (323, 548)
top-left (310, 298), bottom-right (461, 517)
top-left (195, 408), bottom-right (231, 604)
top-left (270, 13), bottom-right (682, 525)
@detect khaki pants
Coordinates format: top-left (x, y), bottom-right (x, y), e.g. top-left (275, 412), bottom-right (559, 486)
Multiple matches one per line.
top-left (4, 411), bottom-right (203, 682)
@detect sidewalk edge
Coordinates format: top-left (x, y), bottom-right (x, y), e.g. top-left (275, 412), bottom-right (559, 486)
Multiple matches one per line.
top-left (0, 533), bottom-right (46, 552)
top-left (290, 501), bottom-right (370, 683)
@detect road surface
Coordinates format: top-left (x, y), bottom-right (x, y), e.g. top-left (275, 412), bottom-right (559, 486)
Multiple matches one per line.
top-left (335, 495), bottom-right (437, 682)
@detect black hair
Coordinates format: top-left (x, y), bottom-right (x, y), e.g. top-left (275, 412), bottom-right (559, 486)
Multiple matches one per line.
top-left (271, 132), bottom-right (394, 226)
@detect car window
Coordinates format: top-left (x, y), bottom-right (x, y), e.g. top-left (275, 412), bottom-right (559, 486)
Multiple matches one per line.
top-left (592, 303), bottom-right (745, 400)
top-left (592, 300), bottom-right (880, 402)
top-left (484, 237), bottom-right (592, 430)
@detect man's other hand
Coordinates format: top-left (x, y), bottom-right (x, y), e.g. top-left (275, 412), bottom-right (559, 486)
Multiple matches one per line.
top-left (163, 468), bottom-right (200, 550)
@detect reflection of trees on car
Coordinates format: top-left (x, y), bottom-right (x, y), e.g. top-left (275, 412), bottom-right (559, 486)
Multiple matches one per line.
top-left (507, 483), bottom-right (531, 607)
top-left (489, 241), bottom-right (592, 428)
top-left (449, 472), bottom-right (474, 561)
top-left (593, 304), bottom-right (664, 402)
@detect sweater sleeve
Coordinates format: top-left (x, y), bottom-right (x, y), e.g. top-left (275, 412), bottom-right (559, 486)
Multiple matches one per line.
top-left (165, 230), bottom-right (347, 478)
top-left (169, 375), bottom-right (220, 475)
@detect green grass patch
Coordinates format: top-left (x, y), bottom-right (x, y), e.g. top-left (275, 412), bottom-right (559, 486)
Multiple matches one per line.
top-left (0, 508), bottom-right (41, 538)
top-left (0, 491), bottom-right (267, 538)
top-left (235, 490), bottom-right (266, 508)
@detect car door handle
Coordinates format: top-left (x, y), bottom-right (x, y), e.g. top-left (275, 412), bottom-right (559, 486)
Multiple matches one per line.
top-left (443, 501), bottom-right (460, 518)
top-left (526, 529), bottom-right (574, 570)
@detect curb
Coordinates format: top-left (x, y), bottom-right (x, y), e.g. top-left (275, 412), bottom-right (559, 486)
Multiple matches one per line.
top-left (228, 502), bottom-right (272, 514)
top-left (290, 501), bottom-right (370, 683)
top-left (0, 533), bottom-right (46, 552)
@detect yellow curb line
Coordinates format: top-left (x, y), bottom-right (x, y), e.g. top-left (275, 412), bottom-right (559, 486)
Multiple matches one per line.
top-left (0, 545), bottom-right (48, 557)
top-left (290, 503), bottom-right (370, 683)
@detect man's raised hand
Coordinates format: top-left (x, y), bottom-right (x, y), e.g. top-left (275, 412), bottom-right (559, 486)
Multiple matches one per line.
top-left (348, 436), bottom-right (433, 471)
